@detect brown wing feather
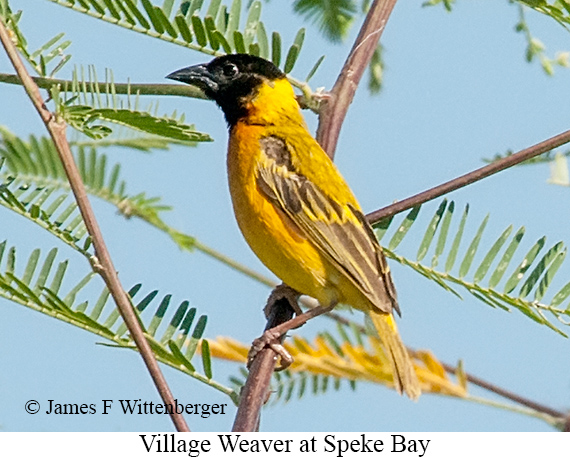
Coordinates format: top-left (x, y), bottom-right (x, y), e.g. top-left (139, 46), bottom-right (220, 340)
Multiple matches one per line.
top-left (257, 136), bottom-right (398, 315)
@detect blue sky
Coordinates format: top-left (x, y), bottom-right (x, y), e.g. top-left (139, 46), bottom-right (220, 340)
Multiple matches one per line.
top-left (1, 1), bottom-right (569, 432)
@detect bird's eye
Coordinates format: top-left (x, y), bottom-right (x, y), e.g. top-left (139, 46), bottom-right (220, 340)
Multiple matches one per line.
top-left (222, 63), bottom-right (239, 78)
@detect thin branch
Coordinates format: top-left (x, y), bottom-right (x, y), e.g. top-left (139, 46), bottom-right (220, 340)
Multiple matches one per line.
top-left (0, 72), bottom-right (318, 113)
top-left (464, 394), bottom-right (566, 429)
top-left (192, 240), bottom-right (276, 288)
top-left (366, 128), bottom-right (570, 224)
top-left (316, 0), bottom-right (398, 157)
top-left (232, 295), bottom-right (295, 432)
top-left (0, 72), bottom-right (206, 98)
top-left (436, 359), bottom-right (566, 420)
top-left (47, 0), bottom-right (219, 57)
top-left (0, 19), bottom-right (189, 432)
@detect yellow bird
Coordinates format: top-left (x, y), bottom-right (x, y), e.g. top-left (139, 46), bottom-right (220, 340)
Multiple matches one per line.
top-left (167, 54), bottom-right (420, 399)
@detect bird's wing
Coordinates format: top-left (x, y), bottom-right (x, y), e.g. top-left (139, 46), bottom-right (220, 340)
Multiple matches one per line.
top-left (256, 135), bottom-right (398, 315)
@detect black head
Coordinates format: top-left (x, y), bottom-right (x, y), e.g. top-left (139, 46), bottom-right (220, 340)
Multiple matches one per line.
top-left (166, 54), bottom-right (285, 125)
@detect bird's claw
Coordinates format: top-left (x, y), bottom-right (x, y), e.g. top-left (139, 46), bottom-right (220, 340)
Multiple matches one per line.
top-left (247, 328), bottom-right (294, 371)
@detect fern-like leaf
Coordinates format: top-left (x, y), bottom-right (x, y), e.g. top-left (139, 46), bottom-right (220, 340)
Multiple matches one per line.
top-left (47, 0), bottom-right (309, 73)
top-left (61, 105), bottom-right (212, 142)
top-left (53, 67), bottom-right (213, 142)
top-left (0, 241), bottom-right (235, 400)
top-left (1, 128), bottom-right (270, 287)
top-left (69, 126), bottom-right (188, 151)
top-left (293, 0), bottom-right (356, 43)
top-left (207, 331), bottom-right (468, 402)
top-left (0, 5), bottom-right (72, 77)
top-left (0, 128), bottom-right (171, 226)
top-left (0, 174), bottom-right (92, 256)
top-left (376, 199), bottom-right (570, 335)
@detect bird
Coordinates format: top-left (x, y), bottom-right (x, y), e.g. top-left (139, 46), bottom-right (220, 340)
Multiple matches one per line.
top-left (167, 54), bottom-right (421, 399)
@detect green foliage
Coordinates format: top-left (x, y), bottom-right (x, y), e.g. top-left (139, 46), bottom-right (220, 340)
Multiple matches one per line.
top-left (0, 240), bottom-right (236, 400)
top-left (271, 370), bottom-right (350, 404)
top-left (514, 3), bottom-right (570, 75)
top-left (0, 128), bottom-right (171, 226)
top-left (422, 0), bottom-right (456, 11)
top-left (368, 44), bottom-right (383, 93)
top-left (68, 128), bottom-right (187, 151)
top-left (61, 105), bottom-right (213, 142)
top-left (2, 0), bottom-right (570, 421)
top-left (518, 0), bottom-right (570, 28)
top-left (483, 149), bottom-right (570, 187)
top-left (376, 199), bottom-right (570, 336)
top-left (0, 0), bottom-right (214, 142)
top-left (0, 128), bottom-right (232, 392)
top-left (57, 66), bottom-right (212, 142)
top-left (293, 0), bottom-right (356, 42)
top-left (283, 28), bottom-right (305, 74)
top-left (0, 173), bottom-right (93, 255)
top-left (304, 54), bottom-right (325, 82)
top-left (289, 0), bottom-right (383, 94)
top-left (0, 2), bottom-right (72, 77)
top-left (47, 0), bottom-right (308, 73)
top-left (425, 0), bottom-right (570, 25)
top-left (0, 242), bottom-right (109, 334)
top-left (0, 137), bottom-right (91, 255)
top-left (0, 123), bottom-right (234, 394)
top-left (0, 127), bottom-right (273, 288)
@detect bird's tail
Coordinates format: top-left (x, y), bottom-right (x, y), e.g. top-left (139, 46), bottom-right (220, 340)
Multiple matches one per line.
top-left (369, 310), bottom-right (421, 400)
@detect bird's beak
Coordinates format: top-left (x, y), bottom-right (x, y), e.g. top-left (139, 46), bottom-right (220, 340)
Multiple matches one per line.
top-left (166, 64), bottom-right (219, 97)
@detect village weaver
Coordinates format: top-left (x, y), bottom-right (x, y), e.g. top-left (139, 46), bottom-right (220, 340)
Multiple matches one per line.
top-left (167, 54), bottom-right (420, 399)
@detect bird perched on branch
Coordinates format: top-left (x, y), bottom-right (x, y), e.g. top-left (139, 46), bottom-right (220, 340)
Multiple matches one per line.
top-left (167, 54), bottom-right (420, 399)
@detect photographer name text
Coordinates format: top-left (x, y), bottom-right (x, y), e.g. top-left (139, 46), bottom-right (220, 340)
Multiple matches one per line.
top-left (30, 399), bottom-right (226, 418)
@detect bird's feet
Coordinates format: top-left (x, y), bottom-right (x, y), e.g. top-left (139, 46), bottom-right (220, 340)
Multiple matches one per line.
top-left (249, 290), bottom-right (338, 371)
top-left (247, 328), bottom-right (294, 371)
top-left (247, 284), bottom-right (301, 370)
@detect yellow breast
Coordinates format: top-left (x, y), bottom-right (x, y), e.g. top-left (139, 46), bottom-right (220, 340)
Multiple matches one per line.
top-left (227, 122), bottom-right (341, 305)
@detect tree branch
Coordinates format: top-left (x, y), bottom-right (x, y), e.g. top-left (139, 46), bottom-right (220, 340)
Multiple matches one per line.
top-left (232, 295), bottom-right (295, 432)
top-left (1, 72), bottom-right (319, 114)
top-left (316, 0), bottom-right (398, 158)
top-left (0, 72), bottom-right (206, 98)
top-left (0, 19), bottom-right (190, 432)
top-left (366, 128), bottom-right (570, 224)
top-left (434, 359), bottom-right (567, 421)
